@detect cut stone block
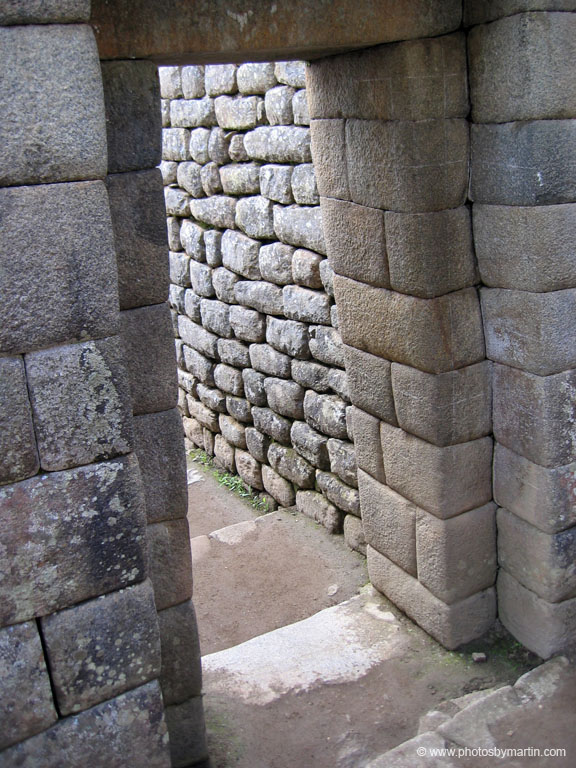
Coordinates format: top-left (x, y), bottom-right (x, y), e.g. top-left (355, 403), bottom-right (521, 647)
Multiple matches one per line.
top-left (473, 203), bottom-right (576, 292)
top-left (266, 316), bottom-right (310, 359)
top-left (264, 377), bottom-right (305, 420)
top-left (273, 204), bottom-right (326, 254)
top-left (0, 24), bottom-right (107, 185)
top-left (187, 399), bottom-right (219, 432)
top-left (0, 1), bottom-right (90, 24)
top-left (179, 317), bottom-right (219, 359)
top-left (236, 195), bottom-right (275, 239)
top-left (159, 66), bottom-right (182, 99)
top-left (218, 414), bottom-right (247, 449)
top-left (304, 391), bottom-right (349, 439)
top-left (41, 579), bottom-right (161, 715)
top-left (368, 547), bottom-right (497, 649)
top-left (268, 443), bottom-right (315, 489)
top-left (237, 62), bottom-right (277, 94)
top-left (147, 519), bottom-right (193, 610)
top-left (291, 360), bottom-right (331, 393)
top-left (121, 303), bottom-right (178, 415)
top-left (283, 285), bottom-right (331, 324)
top-left (218, 340), bottom-right (250, 369)
top-left (214, 434), bottom-right (236, 473)
top-left (309, 119), bottom-right (349, 200)
top-left (310, 326), bottom-right (345, 368)
top-left (243, 369), bottom-right (268, 407)
top-left (0, 454), bottom-right (146, 626)
top-left (230, 306), bottom-right (266, 343)
top-left (182, 66), bottom-right (205, 99)
top-left (292, 90), bottom-right (311, 127)
top-left (497, 507), bottom-right (576, 602)
top-left (350, 407), bottom-right (386, 483)
top-left (252, 407), bottom-right (292, 445)
top-left (244, 126), bottom-right (311, 163)
top-left (249, 344), bottom-right (292, 378)
top-left (162, 128), bottom-right (190, 162)
top-left (200, 299), bottom-right (233, 339)
top-left (181, 220), bottom-right (206, 262)
top-left (220, 163), bottom-right (261, 196)
top-left (296, 490), bottom-right (342, 533)
top-left (262, 464), bottom-right (295, 507)
top-left (214, 95), bottom-right (264, 130)
top-left (190, 196), bottom-right (236, 229)
top-left (205, 63), bottom-right (237, 96)
top-left (346, 119), bottom-right (468, 212)
top-left (259, 242), bottom-right (295, 285)
top-left (265, 84), bottom-right (295, 125)
top-left (189, 127), bottom-right (210, 164)
top-left (481, 287), bottom-right (576, 376)
top-left (245, 427), bottom-right (271, 463)
top-left (335, 278), bottom-right (485, 374)
top-left (344, 515), bottom-right (366, 555)
top-left (291, 163), bottom-right (318, 204)
top-left (290, 421), bottom-right (330, 470)
top-left (380, 421), bottom-right (493, 518)
top-left (343, 346), bottom-right (396, 425)
top-left (316, 471), bottom-right (360, 515)
top-left (176, 161), bottom-right (203, 197)
top-left (492, 364), bottom-right (576, 467)
top-left (292, 249), bottom-right (323, 289)
top-left (260, 164), bottom-right (294, 204)
top-left (204, 230), bottom-right (222, 267)
top-left (0, 181), bottom-right (118, 354)
top-left (213, 267), bottom-right (240, 304)
top-left (391, 361), bottom-right (492, 447)
top-left (214, 364), bottom-right (244, 397)
top-left (26, 337), bottom-right (133, 472)
top-left (235, 449), bottom-right (263, 490)
top-left (0, 357), bottom-right (39, 485)
top-left (464, 0), bottom-right (576, 26)
top-left (275, 61), bottom-right (307, 88)
top-left (327, 438), bottom-right (357, 487)
top-left (170, 97), bottom-right (216, 128)
top-left (200, 162), bottom-right (222, 196)
top-left (165, 695), bottom-right (208, 768)
top-left (327, 368), bottom-right (349, 400)
top-left (226, 396), bottom-right (252, 423)
top-left (170, 252), bottom-right (190, 288)
top-left (320, 197), bottom-right (389, 287)
top-left (235, 281), bottom-right (285, 316)
top-left (158, 600), bottom-right (202, 706)
top-left (0, 621), bottom-right (58, 750)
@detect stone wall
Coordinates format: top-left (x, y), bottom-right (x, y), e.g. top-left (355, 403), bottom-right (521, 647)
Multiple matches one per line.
top-left (160, 62), bottom-right (363, 549)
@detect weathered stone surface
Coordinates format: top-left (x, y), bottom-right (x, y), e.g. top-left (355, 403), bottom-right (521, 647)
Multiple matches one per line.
top-left (327, 438), bottom-right (357, 487)
top-left (335, 278), bottom-right (485, 374)
top-left (291, 163), bottom-right (318, 204)
top-left (0, 621), bottom-right (57, 750)
top-left (176, 162), bottom-right (203, 197)
top-left (133, 408), bottom-right (187, 523)
top-left (214, 434), bottom-right (236, 473)
top-left (498, 569), bottom-right (576, 659)
top-left (268, 443), bottom-right (315, 488)
top-left (252, 407), bottom-right (292, 445)
top-left (498, 507), bottom-right (576, 602)
top-left (245, 427), bottom-right (271, 463)
top-left (0, 181), bottom-right (118, 354)
top-left (343, 346), bottom-right (397, 424)
top-left (181, 317), bottom-right (219, 361)
top-left (275, 61), bottom-right (307, 88)
top-left (290, 421), bottom-right (330, 469)
top-left (481, 288), bottom-right (576, 376)
top-left (171, 284), bottom-right (187, 314)
top-left (350, 407), bottom-right (386, 483)
top-left (273, 204), bottom-right (326, 254)
top-left (158, 600), bottom-right (202, 706)
top-left (346, 119), bottom-right (468, 212)
top-left (209, 127), bottom-right (232, 164)
top-left (309, 326), bottom-right (344, 368)
top-left (464, 0), bottom-right (576, 26)
top-left (264, 377), bottom-right (306, 420)
top-left (229, 133), bottom-right (249, 162)
top-left (218, 339), bottom-right (251, 369)
top-left (291, 359), bottom-right (331, 393)
top-left (304, 391), bottom-right (348, 439)
top-left (283, 285), bottom-right (331, 324)
top-left (249, 343), bottom-right (292, 378)
top-left (292, 249), bottom-right (323, 289)
top-left (165, 695), bottom-right (208, 768)
top-left (260, 164), bottom-right (294, 204)
top-left (220, 163), bottom-right (261, 196)
top-left (262, 464), bottom-right (296, 506)
top-left (159, 66), bottom-right (182, 98)
top-left (170, 97), bottom-right (216, 128)
top-left (190, 196), bottom-right (236, 229)
top-left (244, 126), bottom-right (312, 163)
top-left (309, 119), bottom-right (349, 200)
top-left (214, 363), bottom-right (244, 396)
top-left (266, 316), bottom-right (310, 359)
top-left (0, 25), bottom-right (106, 186)
top-left (493, 443), bottom-right (576, 534)
top-left (492, 364), bottom-right (576, 467)
top-left (203, 427), bottom-right (215, 455)
top-left (235, 449), bottom-right (264, 490)
top-left (41, 579), bottom-right (160, 715)
top-left (183, 289), bottom-right (202, 323)
top-left (296, 490), bottom-right (342, 533)
top-left (391, 361), bottom-right (492, 447)
top-left (200, 161), bottom-right (222, 196)
top-left (183, 417), bottom-right (203, 448)
top-left (170, 252), bottom-right (190, 288)
top-left (121, 303), bottom-right (178, 414)
top-left (181, 65), bottom-right (205, 99)
top-left (327, 368), bottom-right (349, 401)
top-left (243, 369), bottom-right (268, 407)
top-left (473, 203), bottom-right (576, 292)
top-left (259, 242), bottom-right (295, 285)
top-left (189, 261), bottom-right (214, 297)
top-left (102, 60), bottom-right (161, 173)
top-left (163, 128), bottom-right (190, 162)
top-left (416, 504), bottom-right (497, 604)
top-left (230, 305), bottom-right (266, 342)
top-left (214, 95), bottom-right (264, 130)
top-left (206, 63), bottom-right (237, 96)
top-left (26, 338), bottom-right (132, 472)
top-left (469, 13), bottom-right (576, 123)
top-left (344, 515), bottom-right (366, 555)
top-left (164, 185), bottom-right (190, 216)
top-left (265, 85), bottom-right (295, 124)
top-left (316, 471), bottom-right (360, 515)
top-left (0, 0), bottom-right (90, 24)
top-left (380, 421), bottom-right (493, 519)
top-left (219, 414), bottom-right (247, 449)
top-left (0, 454), bottom-right (146, 626)
top-left (368, 547), bottom-right (497, 649)
top-left (226, 396), bottom-right (252, 423)
top-left (238, 62), bottom-right (277, 94)
top-left (235, 280), bottom-right (285, 315)
top-left (0, 681), bottom-right (170, 768)
top-left (189, 127), bottom-right (210, 164)
top-left (471, 120), bottom-right (576, 205)
top-left (147, 518), bottom-right (193, 610)
top-left (160, 160), bottom-right (178, 185)
top-left (197, 383), bottom-right (227, 414)
top-left (0, 357), bottom-right (39, 485)
top-left (187, 398), bottom-right (219, 432)
top-left (203, 229), bottom-right (222, 267)
top-left (213, 266), bottom-right (241, 304)
top-left (182, 345), bottom-right (215, 384)
top-left (236, 195), bottom-right (275, 239)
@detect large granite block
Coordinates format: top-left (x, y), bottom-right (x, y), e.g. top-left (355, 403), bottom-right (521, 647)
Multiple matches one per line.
top-left (146, 519), bottom-right (193, 610)
top-left (0, 357), bottom-right (39, 485)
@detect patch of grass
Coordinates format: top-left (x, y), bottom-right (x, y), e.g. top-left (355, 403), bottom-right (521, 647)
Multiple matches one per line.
top-left (189, 447), bottom-right (270, 514)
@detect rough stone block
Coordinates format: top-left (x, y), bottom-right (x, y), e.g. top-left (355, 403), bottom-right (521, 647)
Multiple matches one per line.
top-left (235, 280), bottom-right (284, 316)
top-left (380, 421), bottom-right (493, 518)
top-left (468, 13), bottom-right (576, 123)
top-left (41, 579), bottom-right (160, 715)
top-left (162, 128), bottom-right (190, 161)
top-left (260, 163), bottom-right (294, 204)
top-left (368, 547), bottom-right (497, 649)
top-left (346, 119), bottom-right (468, 212)
top-left (296, 490), bottom-right (342, 533)
top-left (276, 61), bottom-right (307, 88)
top-left (171, 285), bottom-right (187, 315)
top-left (391, 361), bottom-right (492, 447)
top-left (165, 695), bottom-right (208, 768)
top-left (244, 126), bottom-right (312, 163)
top-left (213, 266), bottom-right (241, 304)
top-left (471, 120), bottom-right (576, 205)
top-left (481, 288), bottom-right (576, 376)
top-left (343, 345), bottom-right (396, 424)
top-left (283, 285), bottom-right (331, 324)
top-left (160, 160), bottom-right (178, 185)
top-left (291, 359), bottom-right (331, 393)
top-left (205, 63), bottom-right (237, 96)
top-left (0, 357), bottom-right (39, 485)
top-left (344, 515), bottom-right (366, 555)
top-left (203, 427), bottom-right (215, 455)
top-left (497, 507), bottom-right (576, 602)
top-left (176, 162), bottom-right (203, 198)
top-left (249, 344), bottom-right (292, 378)
top-left (230, 305), bottom-right (266, 343)
top-left (189, 261), bottom-right (214, 297)
top-left (101, 60), bottom-right (161, 173)
top-left (182, 345), bottom-right (214, 385)
top-left (158, 601), bottom-right (202, 706)
top-left (218, 339), bottom-right (250, 369)
top-left (245, 427), bottom-right (271, 463)
top-left (264, 377), bottom-right (305, 420)
top-left (273, 204), bottom-right (326, 254)
top-left (243, 369), bottom-right (268, 407)
top-left (159, 66), bottom-right (182, 99)
top-left (236, 195), bottom-right (275, 239)
top-left (492, 364), bottom-right (576, 467)
top-left (202, 230), bottom-right (222, 268)
top-left (122, 303), bottom-right (178, 414)
top-left (0, 621), bottom-right (57, 750)
top-left (220, 163), bottom-right (261, 196)
top-left (229, 133), bottom-right (249, 162)
top-left (309, 119), bottom-right (349, 200)
top-left (226, 396), bottom-right (252, 423)
top-left (0, 181), bottom-right (118, 354)
top-left (327, 438), bottom-right (357, 487)
top-left (266, 316), bottom-right (310, 359)
top-left (182, 65), bottom-right (205, 99)
top-left (262, 464), bottom-right (296, 506)
top-left (214, 95), bottom-right (264, 130)
top-left (268, 443), bottom-right (315, 488)
top-left (147, 518), bottom-right (193, 610)
top-left (290, 421), bottom-right (330, 470)
top-left (190, 196), bottom-right (236, 229)
top-left (0, 25), bottom-right (106, 185)
top-left (214, 364), bottom-right (244, 396)
top-left (259, 242), bottom-right (295, 285)
top-left (252, 407), bottom-right (292, 445)
top-left (265, 85), bottom-right (295, 125)
top-left (200, 299), bottom-right (233, 338)
top-left (350, 407), bottom-right (386, 483)
top-left (292, 249), bottom-right (323, 289)
top-left (183, 417), bottom-right (203, 448)
top-left (189, 127), bottom-right (210, 164)
top-left (187, 399), bottom-right (219, 432)
top-left (164, 185), bottom-right (190, 216)
top-left (235, 449), bottom-right (264, 490)
top-left (0, 454), bottom-right (146, 626)
top-left (200, 161), bottom-right (222, 196)
top-left (197, 384), bottom-right (227, 414)
top-left (219, 414), bottom-right (247, 449)
top-left (183, 290), bottom-right (202, 323)
top-left (214, 434), bottom-right (236, 473)
top-left (494, 443), bottom-right (576, 534)
top-left (26, 337), bottom-right (132, 472)
top-left (238, 62), bottom-right (277, 94)
top-left (179, 317), bottom-right (219, 360)
top-left (498, 569), bottom-right (576, 659)
top-left (309, 326), bottom-right (344, 368)
top-left (335, 278), bottom-right (485, 374)
top-left (209, 127), bottom-right (232, 165)
top-left (170, 97), bottom-right (216, 128)
top-left (291, 164), bottom-right (318, 204)
top-left (316, 471), bottom-right (360, 515)
top-left (328, 368), bottom-right (349, 401)
top-left (304, 391), bottom-right (349, 439)
top-left (292, 90), bottom-right (311, 127)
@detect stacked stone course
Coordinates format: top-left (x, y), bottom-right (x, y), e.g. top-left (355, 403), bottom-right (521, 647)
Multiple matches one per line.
top-left (161, 61), bottom-right (363, 549)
